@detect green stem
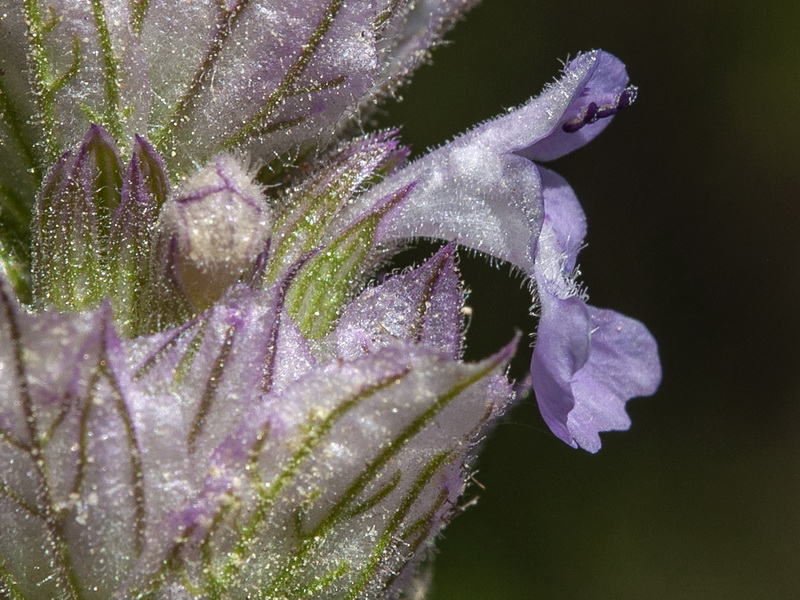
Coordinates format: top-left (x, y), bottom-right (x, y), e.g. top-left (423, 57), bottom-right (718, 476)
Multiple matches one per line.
top-left (22, 0), bottom-right (58, 161)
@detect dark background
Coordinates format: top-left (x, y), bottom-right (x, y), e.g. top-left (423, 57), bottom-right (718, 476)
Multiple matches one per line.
top-left (377, 1), bottom-right (800, 598)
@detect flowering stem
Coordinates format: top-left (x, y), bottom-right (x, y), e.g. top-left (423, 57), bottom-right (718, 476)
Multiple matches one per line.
top-left (0, 2), bottom-right (661, 595)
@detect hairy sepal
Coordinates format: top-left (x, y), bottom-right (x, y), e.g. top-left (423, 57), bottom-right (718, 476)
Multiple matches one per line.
top-left (108, 136), bottom-right (171, 333)
top-left (32, 125), bottom-right (124, 312)
top-left (335, 242), bottom-right (464, 360)
top-left (31, 127), bottom-right (170, 333)
top-left (285, 183), bottom-right (414, 339)
top-left (263, 131), bottom-right (408, 287)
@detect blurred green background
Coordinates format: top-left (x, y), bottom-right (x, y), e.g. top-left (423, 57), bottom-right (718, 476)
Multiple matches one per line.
top-left (377, 0), bottom-right (800, 598)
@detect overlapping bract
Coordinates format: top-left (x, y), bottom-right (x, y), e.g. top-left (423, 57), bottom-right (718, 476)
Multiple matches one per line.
top-left (0, 0), bottom-right (476, 180)
top-left (0, 250), bottom-right (512, 599)
top-left (0, 0), bottom-right (472, 288)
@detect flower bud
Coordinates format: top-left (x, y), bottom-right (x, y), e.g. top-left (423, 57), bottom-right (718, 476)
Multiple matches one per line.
top-left (32, 125), bottom-right (123, 312)
top-left (157, 154), bottom-right (273, 310)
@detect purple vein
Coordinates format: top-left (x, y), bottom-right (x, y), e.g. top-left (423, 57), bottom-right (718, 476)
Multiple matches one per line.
top-left (152, 0), bottom-right (251, 146)
top-left (187, 323), bottom-right (237, 454)
top-left (0, 284), bottom-right (81, 599)
top-left (220, 0), bottom-right (345, 151)
top-left (409, 245), bottom-right (454, 344)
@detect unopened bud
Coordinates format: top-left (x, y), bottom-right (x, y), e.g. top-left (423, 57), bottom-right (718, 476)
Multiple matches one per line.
top-left (32, 125), bottom-right (123, 312)
top-left (158, 154), bottom-right (272, 310)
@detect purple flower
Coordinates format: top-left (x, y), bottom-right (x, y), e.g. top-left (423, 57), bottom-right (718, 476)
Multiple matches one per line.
top-left (0, 1), bottom-right (660, 598)
top-left (356, 50), bottom-right (661, 451)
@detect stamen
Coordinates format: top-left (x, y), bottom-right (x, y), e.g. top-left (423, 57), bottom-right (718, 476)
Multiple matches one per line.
top-left (562, 85), bottom-right (638, 133)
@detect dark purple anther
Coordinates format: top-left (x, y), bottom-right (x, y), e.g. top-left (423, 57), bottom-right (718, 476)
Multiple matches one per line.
top-left (561, 120), bottom-right (584, 133)
top-left (617, 85), bottom-right (637, 109)
top-left (562, 85), bottom-right (638, 133)
top-left (584, 101), bottom-right (599, 124)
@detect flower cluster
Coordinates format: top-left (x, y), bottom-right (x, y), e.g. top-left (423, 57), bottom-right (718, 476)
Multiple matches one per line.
top-left (0, 1), bottom-right (660, 598)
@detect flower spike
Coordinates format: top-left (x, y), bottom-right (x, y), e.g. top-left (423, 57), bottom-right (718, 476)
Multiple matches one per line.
top-left (0, 0), bottom-right (660, 595)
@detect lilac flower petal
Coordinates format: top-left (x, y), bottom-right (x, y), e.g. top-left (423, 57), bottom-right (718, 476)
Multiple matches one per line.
top-left (535, 167), bottom-right (587, 272)
top-left (516, 50), bottom-right (637, 162)
top-left (336, 242), bottom-right (463, 359)
top-left (568, 306), bottom-right (661, 451)
top-left (350, 121), bottom-right (544, 273)
top-left (531, 291), bottom-right (660, 453)
top-left (349, 51), bottom-right (657, 451)
top-left (530, 292), bottom-right (591, 445)
top-left (531, 169), bottom-right (661, 452)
